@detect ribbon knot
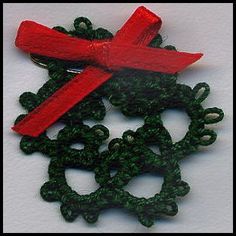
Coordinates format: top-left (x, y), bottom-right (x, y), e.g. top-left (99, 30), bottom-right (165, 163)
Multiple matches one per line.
top-left (12, 6), bottom-right (203, 137)
top-left (90, 41), bottom-right (113, 70)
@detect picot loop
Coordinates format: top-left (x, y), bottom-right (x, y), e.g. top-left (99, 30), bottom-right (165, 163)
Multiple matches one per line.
top-left (204, 107), bottom-right (224, 124)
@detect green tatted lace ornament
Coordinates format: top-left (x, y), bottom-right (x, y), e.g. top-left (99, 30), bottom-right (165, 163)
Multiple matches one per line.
top-left (14, 17), bottom-right (224, 227)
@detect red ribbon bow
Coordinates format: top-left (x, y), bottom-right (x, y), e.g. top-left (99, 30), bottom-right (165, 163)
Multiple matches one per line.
top-left (12, 6), bottom-right (203, 137)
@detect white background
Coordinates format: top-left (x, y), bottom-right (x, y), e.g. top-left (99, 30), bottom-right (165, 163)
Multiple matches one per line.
top-left (3, 3), bottom-right (233, 233)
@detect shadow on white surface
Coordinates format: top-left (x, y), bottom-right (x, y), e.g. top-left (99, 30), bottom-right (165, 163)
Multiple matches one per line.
top-left (124, 173), bottom-right (163, 198)
top-left (46, 122), bottom-right (66, 139)
top-left (65, 169), bottom-right (100, 195)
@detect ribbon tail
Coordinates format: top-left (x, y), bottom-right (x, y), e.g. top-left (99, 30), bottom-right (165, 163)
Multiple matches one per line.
top-left (113, 6), bottom-right (162, 45)
top-left (12, 66), bottom-right (112, 137)
top-left (109, 45), bottom-right (203, 74)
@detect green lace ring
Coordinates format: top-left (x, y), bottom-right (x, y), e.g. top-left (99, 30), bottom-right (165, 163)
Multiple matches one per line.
top-left (17, 121), bottom-right (109, 167)
top-left (40, 116), bottom-right (189, 227)
top-left (94, 115), bottom-right (173, 187)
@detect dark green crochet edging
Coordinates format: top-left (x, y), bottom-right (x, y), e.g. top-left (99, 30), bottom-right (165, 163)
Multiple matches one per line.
top-left (15, 17), bottom-right (224, 227)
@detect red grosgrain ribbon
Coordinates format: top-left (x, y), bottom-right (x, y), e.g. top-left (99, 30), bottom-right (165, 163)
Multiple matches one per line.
top-left (12, 6), bottom-right (203, 137)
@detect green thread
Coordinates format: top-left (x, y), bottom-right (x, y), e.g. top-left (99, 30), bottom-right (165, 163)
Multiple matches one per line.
top-left (14, 17), bottom-right (224, 227)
